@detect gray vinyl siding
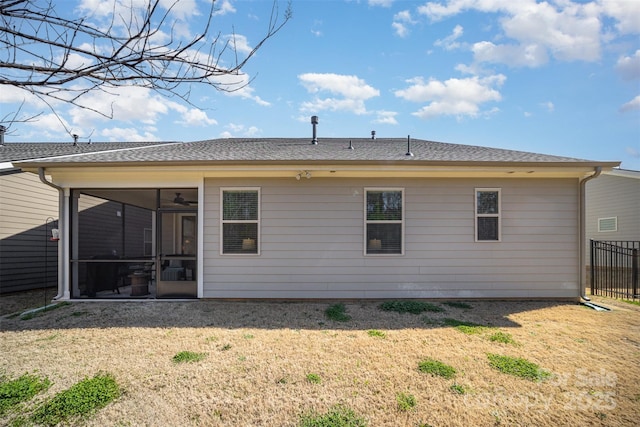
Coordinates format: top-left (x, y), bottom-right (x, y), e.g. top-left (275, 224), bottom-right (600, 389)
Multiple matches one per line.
top-left (0, 171), bottom-right (59, 293)
top-left (203, 177), bottom-right (579, 299)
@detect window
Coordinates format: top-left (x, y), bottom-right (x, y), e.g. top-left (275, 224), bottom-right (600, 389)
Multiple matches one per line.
top-left (475, 189), bottom-right (500, 241)
top-left (365, 188), bottom-right (404, 255)
top-left (598, 217), bottom-right (617, 232)
top-left (221, 188), bottom-right (260, 254)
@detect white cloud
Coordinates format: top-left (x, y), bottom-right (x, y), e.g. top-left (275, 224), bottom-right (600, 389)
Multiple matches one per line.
top-left (373, 111), bottom-right (399, 125)
top-left (301, 98), bottom-right (369, 115)
top-left (28, 113), bottom-right (73, 138)
top-left (541, 101), bottom-right (555, 112)
top-left (67, 85), bottom-right (181, 129)
top-left (311, 20), bottom-right (323, 37)
top-left (99, 127), bottom-right (159, 142)
top-left (499, 1), bottom-right (602, 62)
top-left (226, 123), bottom-right (245, 133)
top-left (299, 73), bottom-right (379, 100)
top-left (245, 126), bottom-right (259, 136)
top-left (472, 41), bottom-right (549, 67)
top-left (213, 0), bottom-right (236, 16)
top-left (394, 74), bottom-right (506, 119)
top-left (176, 109), bottom-right (218, 127)
top-left (226, 34), bottom-right (253, 55)
top-left (369, 0), bottom-right (393, 7)
top-left (419, 0), bottom-right (609, 66)
top-left (57, 52), bottom-right (94, 70)
top-left (214, 73), bottom-right (271, 106)
top-left (435, 25), bottom-right (464, 51)
top-left (392, 10), bottom-right (416, 38)
top-left (620, 95), bottom-right (640, 113)
top-left (599, 0), bottom-right (640, 34)
top-left (616, 50), bottom-right (640, 81)
top-left (77, 0), bottom-right (200, 23)
top-left (219, 123), bottom-right (261, 137)
top-left (298, 73), bottom-right (380, 115)
top-left (392, 22), bottom-right (410, 38)
top-left (417, 0), bottom-right (472, 21)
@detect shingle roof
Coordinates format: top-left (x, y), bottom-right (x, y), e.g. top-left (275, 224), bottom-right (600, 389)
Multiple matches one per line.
top-left (0, 142), bottom-right (176, 162)
top-left (12, 138), bottom-right (612, 166)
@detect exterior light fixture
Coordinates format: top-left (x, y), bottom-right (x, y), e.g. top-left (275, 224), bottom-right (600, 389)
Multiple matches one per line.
top-left (295, 171), bottom-right (312, 180)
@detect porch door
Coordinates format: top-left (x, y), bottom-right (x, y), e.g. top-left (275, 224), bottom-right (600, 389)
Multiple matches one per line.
top-left (157, 211), bottom-right (197, 298)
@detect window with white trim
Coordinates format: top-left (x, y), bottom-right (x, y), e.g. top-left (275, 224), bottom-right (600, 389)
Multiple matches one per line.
top-left (598, 217), bottom-right (617, 232)
top-left (221, 188), bottom-right (260, 254)
top-left (475, 188), bottom-right (500, 241)
top-left (365, 188), bottom-right (404, 255)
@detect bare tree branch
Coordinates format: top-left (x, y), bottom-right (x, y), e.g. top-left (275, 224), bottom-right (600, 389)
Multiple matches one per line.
top-left (0, 0), bottom-right (291, 132)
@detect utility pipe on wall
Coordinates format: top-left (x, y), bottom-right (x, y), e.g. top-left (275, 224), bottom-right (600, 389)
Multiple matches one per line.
top-left (578, 166), bottom-right (602, 301)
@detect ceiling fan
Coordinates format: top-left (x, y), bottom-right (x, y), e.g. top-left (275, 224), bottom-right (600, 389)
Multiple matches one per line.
top-left (173, 192), bottom-right (197, 206)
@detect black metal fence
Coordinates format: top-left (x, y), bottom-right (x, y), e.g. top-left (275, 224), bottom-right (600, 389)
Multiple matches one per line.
top-left (590, 240), bottom-right (639, 301)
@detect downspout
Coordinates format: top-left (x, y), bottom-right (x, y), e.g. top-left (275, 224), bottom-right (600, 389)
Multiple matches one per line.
top-left (579, 166), bottom-right (602, 301)
top-left (38, 168), bottom-right (65, 300)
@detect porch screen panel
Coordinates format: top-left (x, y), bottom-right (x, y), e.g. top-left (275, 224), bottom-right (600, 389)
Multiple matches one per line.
top-left (221, 189), bottom-right (260, 254)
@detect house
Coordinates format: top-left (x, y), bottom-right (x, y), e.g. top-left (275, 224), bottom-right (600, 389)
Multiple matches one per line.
top-left (14, 130), bottom-right (620, 301)
top-left (0, 140), bottom-right (171, 293)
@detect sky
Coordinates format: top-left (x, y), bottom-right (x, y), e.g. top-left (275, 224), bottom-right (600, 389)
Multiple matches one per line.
top-left (1, 0), bottom-right (639, 169)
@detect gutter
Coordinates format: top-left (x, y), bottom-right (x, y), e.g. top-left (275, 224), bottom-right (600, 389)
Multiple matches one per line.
top-left (38, 167), bottom-right (64, 300)
top-left (578, 166), bottom-right (602, 301)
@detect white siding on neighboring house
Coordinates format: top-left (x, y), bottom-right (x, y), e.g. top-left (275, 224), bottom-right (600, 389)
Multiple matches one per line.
top-left (585, 171), bottom-right (640, 265)
top-left (0, 171), bottom-right (59, 293)
top-left (203, 177), bottom-right (579, 299)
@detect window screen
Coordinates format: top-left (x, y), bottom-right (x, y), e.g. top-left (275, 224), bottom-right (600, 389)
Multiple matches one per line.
top-left (221, 189), bottom-right (259, 254)
top-left (475, 189), bottom-right (500, 241)
top-left (365, 189), bottom-right (403, 254)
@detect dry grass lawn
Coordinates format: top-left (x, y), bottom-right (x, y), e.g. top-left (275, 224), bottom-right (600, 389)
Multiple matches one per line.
top-left (1, 290), bottom-right (639, 426)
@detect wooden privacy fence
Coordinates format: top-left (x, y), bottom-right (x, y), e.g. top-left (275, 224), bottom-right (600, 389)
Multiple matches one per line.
top-left (590, 240), bottom-right (639, 301)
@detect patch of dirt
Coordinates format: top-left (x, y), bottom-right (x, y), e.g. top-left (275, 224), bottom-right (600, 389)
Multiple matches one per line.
top-left (0, 287), bottom-right (57, 317)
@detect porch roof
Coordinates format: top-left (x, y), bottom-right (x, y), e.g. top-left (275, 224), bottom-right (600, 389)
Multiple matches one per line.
top-left (0, 141), bottom-right (173, 163)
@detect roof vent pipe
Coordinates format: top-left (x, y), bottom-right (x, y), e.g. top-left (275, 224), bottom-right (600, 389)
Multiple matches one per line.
top-left (371, 130), bottom-right (376, 140)
top-left (406, 135), bottom-right (414, 157)
top-left (72, 134), bottom-right (78, 146)
top-left (311, 116), bottom-right (319, 145)
top-left (0, 125), bottom-right (6, 145)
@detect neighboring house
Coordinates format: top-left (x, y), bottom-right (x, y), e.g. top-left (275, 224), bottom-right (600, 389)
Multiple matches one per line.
top-left (584, 169), bottom-right (640, 279)
top-left (0, 165), bottom-right (59, 293)
top-left (0, 141), bottom-right (171, 293)
top-left (15, 132), bottom-right (620, 301)
top-left (585, 169), bottom-right (640, 243)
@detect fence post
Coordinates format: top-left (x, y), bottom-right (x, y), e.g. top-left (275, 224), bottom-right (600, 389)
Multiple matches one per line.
top-left (590, 240), bottom-right (596, 295)
top-left (633, 248), bottom-right (638, 299)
